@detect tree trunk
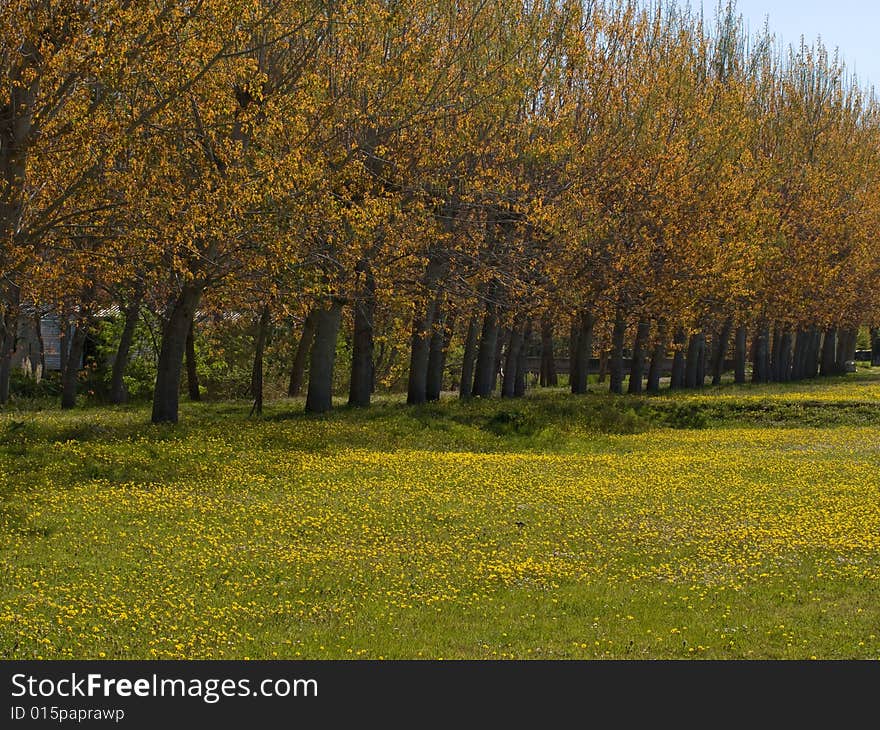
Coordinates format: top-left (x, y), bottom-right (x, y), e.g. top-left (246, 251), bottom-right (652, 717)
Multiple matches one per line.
top-left (846, 328), bottom-right (858, 364)
top-left (0, 285), bottom-right (21, 405)
top-left (110, 297), bottom-right (142, 405)
top-left (405, 298), bottom-right (438, 405)
top-left (872, 327), bottom-right (880, 366)
top-left (647, 322), bottom-right (667, 394)
top-left (514, 320), bottom-right (531, 397)
top-left (501, 319), bottom-right (524, 398)
top-left (752, 324), bottom-right (769, 383)
top-left (806, 328), bottom-right (821, 378)
top-left (734, 325), bottom-right (747, 384)
top-left (288, 309), bottom-right (316, 397)
top-left (836, 328), bottom-right (857, 372)
top-left (406, 257), bottom-right (444, 405)
top-left (820, 327), bottom-right (838, 376)
top-left (807, 328), bottom-right (821, 377)
top-left (627, 321), bottom-right (650, 394)
top-left (34, 310), bottom-right (45, 373)
top-left (459, 314), bottom-right (480, 401)
top-left (472, 302), bottom-right (499, 398)
top-left (540, 314), bottom-right (557, 387)
top-left (569, 316), bottom-right (580, 393)
top-left (305, 300), bottom-right (343, 414)
top-left (609, 307), bottom-right (627, 395)
top-left (685, 333), bottom-right (701, 389)
top-left (711, 318), bottom-right (733, 385)
top-left (788, 329), bottom-right (807, 381)
top-left (696, 333), bottom-right (707, 386)
top-left (250, 303), bottom-right (271, 416)
top-left (791, 328), bottom-right (812, 381)
top-left (60, 323), bottom-right (88, 410)
top-left (426, 305), bottom-right (453, 402)
top-left (185, 320), bottom-right (200, 401)
top-left (770, 325), bottom-right (785, 382)
top-left (571, 310), bottom-right (594, 395)
top-left (779, 331), bottom-right (793, 382)
top-left (152, 285), bottom-right (203, 424)
top-left (492, 324), bottom-right (505, 393)
top-left (349, 266), bottom-right (376, 408)
top-left (0, 313), bottom-right (15, 405)
top-left (669, 328), bottom-right (686, 390)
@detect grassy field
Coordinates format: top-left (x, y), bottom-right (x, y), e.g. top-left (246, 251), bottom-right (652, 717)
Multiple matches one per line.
top-left (2, 372), bottom-right (880, 659)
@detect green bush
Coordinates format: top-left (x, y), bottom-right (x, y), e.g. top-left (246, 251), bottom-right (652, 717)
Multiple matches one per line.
top-left (9, 369), bottom-right (62, 399)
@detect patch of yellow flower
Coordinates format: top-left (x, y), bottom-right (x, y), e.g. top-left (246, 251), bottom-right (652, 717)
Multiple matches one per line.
top-left (1, 395), bottom-right (879, 659)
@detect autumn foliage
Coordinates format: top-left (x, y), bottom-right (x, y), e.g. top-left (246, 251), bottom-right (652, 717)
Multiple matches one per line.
top-left (3, 0), bottom-right (880, 421)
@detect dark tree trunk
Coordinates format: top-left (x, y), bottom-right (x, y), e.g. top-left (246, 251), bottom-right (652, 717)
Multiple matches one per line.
top-left (501, 319), bottom-right (524, 398)
top-left (569, 316), bottom-right (580, 393)
top-left (711, 318), bottom-right (733, 385)
top-left (752, 324), bottom-right (770, 383)
top-left (34, 310), bottom-right (45, 373)
top-left (0, 285), bottom-right (20, 405)
top-left (406, 257), bottom-right (445, 405)
top-left (795, 328), bottom-right (808, 380)
top-left (820, 328), bottom-right (838, 376)
top-left (734, 325), bottom-right (747, 384)
top-left (110, 297), bottom-right (142, 405)
top-left (540, 314), bottom-right (557, 387)
top-left (761, 325), bottom-right (772, 381)
top-left (646, 322), bottom-right (667, 394)
top-left (305, 300), bottom-right (343, 414)
top-left (696, 333), bottom-right (707, 386)
top-left (779, 331), bottom-right (793, 382)
top-left (793, 329), bottom-right (806, 380)
top-left (788, 329), bottom-right (807, 381)
top-left (514, 320), bottom-right (531, 397)
top-left (288, 309), bottom-right (316, 397)
top-left (571, 310), bottom-right (594, 395)
top-left (627, 321), bottom-right (650, 394)
top-left (770, 324), bottom-right (782, 383)
top-left (669, 328), bottom-right (686, 390)
top-left (492, 324), bottom-right (505, 393)
top-left (0, 313), bottom-right (16, 405)
top-left (250, 303), bottom-right (271, 416)
top-left (846, 328), bottom-right (858, 363)
top-left (185, 320), bottom-right (200, 401)
top-left (0, 340), bottom-right (11, 404)
top-left (685, 333), bottom-right (701, 389)
top-left (152, 285), bottom-right (203, 424)
top-left (60, 323), bottom-right (89, 410)
top-left (836, 328), bottom-right (857, 372)
top-left (406, 297), bottom-right (438, 405)
top-left (806, 328), bottom-right (821, 378)
top-left (807, 328), bottom-right (820, 377)
top-left (872, 327), bottom-right (880, 366)
top-left (472, 303), bottom-right (499, 398)
top-left (426, 305), bottom-right (453, 402)
top-left (349, 266), bottom-right (376, 408)
top-left (459, 314), bottom-right (480, 401)
top-left (837, 330), bottom-right (850, 371)
top-left (751, 326), bottom-right (764, 383)
top-left (609, 307), bottom-right (627, 395)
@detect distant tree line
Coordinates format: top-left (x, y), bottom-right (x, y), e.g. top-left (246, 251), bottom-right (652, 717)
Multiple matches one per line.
top-left (3, 0), bottom-right (880, 422)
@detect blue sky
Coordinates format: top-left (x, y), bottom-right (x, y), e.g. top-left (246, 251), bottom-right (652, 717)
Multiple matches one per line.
top-left (718, 1), bottom-right (879, 88)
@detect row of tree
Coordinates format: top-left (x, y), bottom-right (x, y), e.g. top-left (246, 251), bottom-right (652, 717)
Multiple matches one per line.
top-left (2, 0), bottom-right (880, 422)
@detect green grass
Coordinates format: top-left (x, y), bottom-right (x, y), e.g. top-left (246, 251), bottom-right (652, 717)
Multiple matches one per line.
top-left (2, 371), bottom-right (880, 659)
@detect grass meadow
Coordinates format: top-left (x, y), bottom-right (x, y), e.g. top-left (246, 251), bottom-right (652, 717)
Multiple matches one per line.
top-left (2, 372), bottom-right (880, 659)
